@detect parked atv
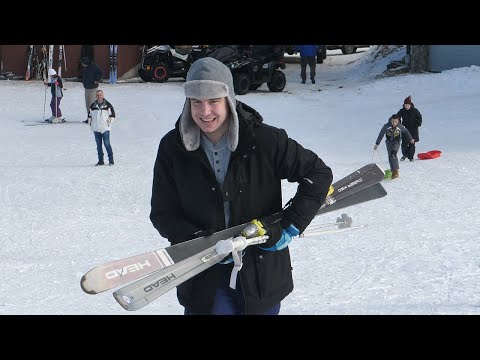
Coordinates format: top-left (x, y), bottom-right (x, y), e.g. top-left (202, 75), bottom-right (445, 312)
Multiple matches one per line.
top-left (138, 45), bottom-right (211, 83)
top-left (210, 45), bottom-right (287, 95)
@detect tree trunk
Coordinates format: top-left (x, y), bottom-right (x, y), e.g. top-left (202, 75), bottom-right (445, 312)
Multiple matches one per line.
top-left (410, 45), bottom-right (429, 72)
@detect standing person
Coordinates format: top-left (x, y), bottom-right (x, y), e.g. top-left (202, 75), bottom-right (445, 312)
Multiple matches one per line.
top-left (88, 90), bottom-right (116, 166)
top-left (81, 56), bottom-right (103, 124)
top-left (44, 68), bottom-right (64, 123)
top-left (150, 57), bottom-right (333, 315)
top-left (294, 45), bottom-right (318, 84)
top-left (397, 95), bottom-right (423, 162)
top-left (374, 114), bottom-right (414, 179)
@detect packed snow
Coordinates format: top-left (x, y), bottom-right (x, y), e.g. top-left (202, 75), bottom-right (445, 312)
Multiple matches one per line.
top-left (1, 45), bottom-right (480, 314)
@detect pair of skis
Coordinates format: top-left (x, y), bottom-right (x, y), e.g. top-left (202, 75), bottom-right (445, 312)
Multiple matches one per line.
top-left (29, 45), bottom-right (66, 81)
top-left (80, 163), bottom-right (387, 311)
top-left (109, 45), bottom-right (118, 84)
top-left (58, 45), bottom-right (66, 77)
top-left (25, 45), bottom-right (34, 80)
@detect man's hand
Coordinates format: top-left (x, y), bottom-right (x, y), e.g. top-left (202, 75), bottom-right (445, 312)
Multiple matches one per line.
top-left (258, 223), bottom-right (300, 251)
top-left (242, 218), bottom-right (300, 251)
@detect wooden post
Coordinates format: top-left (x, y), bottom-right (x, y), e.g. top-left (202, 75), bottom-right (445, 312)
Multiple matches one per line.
top-left (410, 45), bottom-right (429, 72)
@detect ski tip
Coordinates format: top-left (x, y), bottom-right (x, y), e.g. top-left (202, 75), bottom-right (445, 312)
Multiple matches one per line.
top-left (80, 275), bottom-right (97, 295)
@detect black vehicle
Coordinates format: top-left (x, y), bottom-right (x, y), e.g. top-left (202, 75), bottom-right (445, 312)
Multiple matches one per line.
top-left (210, 45), bottom-right (286, 95)
top-left (138, 45), bottom-right (211, 82)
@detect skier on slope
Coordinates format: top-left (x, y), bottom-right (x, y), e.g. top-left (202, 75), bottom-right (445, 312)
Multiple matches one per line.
top-left (149, 57), bottom-right (333, 315)
top-left (44, 68), bottom-right (64, 123)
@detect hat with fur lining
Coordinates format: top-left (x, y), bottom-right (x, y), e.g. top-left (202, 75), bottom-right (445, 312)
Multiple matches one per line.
top-left (179, 57), bottom-right (239, 152)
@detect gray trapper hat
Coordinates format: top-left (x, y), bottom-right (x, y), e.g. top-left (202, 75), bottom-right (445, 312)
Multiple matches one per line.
top-left (179, 57), bottom-right (239, 152)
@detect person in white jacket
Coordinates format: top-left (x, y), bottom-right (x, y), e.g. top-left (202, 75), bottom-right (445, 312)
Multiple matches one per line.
top-left (88, 90), bottom-right (116, 166)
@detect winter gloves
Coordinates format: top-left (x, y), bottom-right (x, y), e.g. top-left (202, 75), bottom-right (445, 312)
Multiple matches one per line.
top-left (258, 223), bottom-right (300, 251)
top-left (241, 218), bottom-right (300, 252)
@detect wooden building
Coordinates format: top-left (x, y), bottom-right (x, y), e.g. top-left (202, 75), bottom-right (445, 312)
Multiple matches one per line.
top-left (0, 45), bottom-right (143, 79)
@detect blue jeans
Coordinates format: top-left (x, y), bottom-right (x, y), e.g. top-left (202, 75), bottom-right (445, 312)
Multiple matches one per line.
top-left (184, 269), bottom-right (281, 315)
top-left (94, 131), bottom-right (113, 163)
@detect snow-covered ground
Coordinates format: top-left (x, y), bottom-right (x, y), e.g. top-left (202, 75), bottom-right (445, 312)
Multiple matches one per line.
top-left (2, 45), bottom-right (480, 314)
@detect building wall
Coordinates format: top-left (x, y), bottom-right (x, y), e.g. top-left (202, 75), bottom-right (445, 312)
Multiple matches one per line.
top-left (0, 45), bottom-right (143, 79)
top-left (429, 45), bottom-right (480, 72)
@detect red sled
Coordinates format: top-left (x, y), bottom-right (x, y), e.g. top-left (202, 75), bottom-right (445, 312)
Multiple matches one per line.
top-left (417, 150), bottom-right (442, 160)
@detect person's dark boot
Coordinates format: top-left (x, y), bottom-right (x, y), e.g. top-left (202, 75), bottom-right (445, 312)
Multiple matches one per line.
top-left (95, 160), bottom-right (105, 166)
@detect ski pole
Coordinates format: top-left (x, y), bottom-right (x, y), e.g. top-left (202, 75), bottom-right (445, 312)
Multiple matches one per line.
top-left (43, 83), bottom-right (47, 121)
top-left (55, 82), bottom-right (58, 119)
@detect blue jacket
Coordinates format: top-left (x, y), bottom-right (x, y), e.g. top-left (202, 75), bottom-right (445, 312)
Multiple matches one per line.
top-left (294, 45), bottom-right (318, 57)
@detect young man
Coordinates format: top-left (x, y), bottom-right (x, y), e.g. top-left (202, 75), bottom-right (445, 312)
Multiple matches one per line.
top-left (397, 95), bottom-right (423, 162)
top-left (88, 90), bottom-right (116, 166)
top-left (81, 56), bottom-right (103, 123)
top-left (374, 114), bottom-right (414, 179)
top-left (150, 57), bottom-right (333, 315)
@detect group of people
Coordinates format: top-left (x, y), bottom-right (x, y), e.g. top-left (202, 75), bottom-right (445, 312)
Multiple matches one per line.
top-left (374, 96), bottom-right (423, 179)
top-left (44, 56), bottom-right (116, 166)
top-left (45, 54), bottom-right (423, 314)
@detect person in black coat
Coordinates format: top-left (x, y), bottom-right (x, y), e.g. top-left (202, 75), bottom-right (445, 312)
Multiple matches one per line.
top-left (80, 56), bottom-right (103, 123)
top-left (150, 57), bottom-right (333, 315)
top-left (397, 95), bottom-right (423, 161)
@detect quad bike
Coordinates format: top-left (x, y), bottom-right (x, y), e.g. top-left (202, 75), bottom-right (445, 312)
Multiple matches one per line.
top-left (138, 45), bottom-right (211, 82)
top-left (210, 45), bottom-right (287, 95)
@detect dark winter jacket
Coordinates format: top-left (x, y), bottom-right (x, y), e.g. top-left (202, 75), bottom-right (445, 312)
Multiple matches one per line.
top-left (150, 100), bottom-right (333, 314)
top-left (47, 77), bottom-right (63, 97)
top-left (375, 122), bottom-right (413, 145)
top-left (397, 104), bottom-right (422, 141)
top-left (82, 62), bottom-right (103, 89)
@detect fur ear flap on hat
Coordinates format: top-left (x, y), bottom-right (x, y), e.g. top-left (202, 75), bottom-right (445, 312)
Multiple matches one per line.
top-left (404, 95), bottom-right (412, 105)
